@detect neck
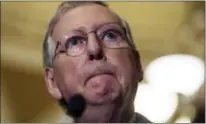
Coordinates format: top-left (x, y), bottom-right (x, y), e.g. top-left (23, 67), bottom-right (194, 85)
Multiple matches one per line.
top-left (75, 103), bottom-right (134, 123)
top-left (119, 104), bottom-right (134, 122)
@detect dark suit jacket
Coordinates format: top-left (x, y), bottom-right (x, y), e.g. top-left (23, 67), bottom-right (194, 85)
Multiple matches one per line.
top-left (74, 112), bottom-right (151, 123)
top-left (132, 113), bottom-right (152, 123)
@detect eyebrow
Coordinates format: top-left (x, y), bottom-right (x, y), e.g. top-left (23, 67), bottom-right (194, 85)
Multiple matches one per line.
top-left (69, 21), bottom-right (122, 34)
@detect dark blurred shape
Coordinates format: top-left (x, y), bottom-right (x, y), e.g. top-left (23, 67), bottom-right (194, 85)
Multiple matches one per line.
top-left (59, 94), bottom-right (86, 118)
top-left (192, 106), bottom-right (205, 123)
top-left (192, 85), bottom-right (205, 123)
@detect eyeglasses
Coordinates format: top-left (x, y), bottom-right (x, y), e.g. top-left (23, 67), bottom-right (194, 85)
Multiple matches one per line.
top-left (53, 22), bottom-right (131, 60)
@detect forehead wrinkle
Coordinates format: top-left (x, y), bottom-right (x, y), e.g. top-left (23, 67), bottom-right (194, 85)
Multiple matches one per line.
top-left (70, 21), bottom-right (123, 35)
top-left (53, 4), bottom-right (122, 40)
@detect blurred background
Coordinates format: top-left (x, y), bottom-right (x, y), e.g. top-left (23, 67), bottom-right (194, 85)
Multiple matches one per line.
top-left (1, 1), bottom-right (205, 123)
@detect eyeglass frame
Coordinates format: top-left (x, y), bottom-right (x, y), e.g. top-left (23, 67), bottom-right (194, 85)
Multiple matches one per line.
top-left (52, 22), bottom-right (134, 61)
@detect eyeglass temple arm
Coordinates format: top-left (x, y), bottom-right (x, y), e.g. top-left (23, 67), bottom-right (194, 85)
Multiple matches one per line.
top-left (52, 41), bottom-right (62, 61)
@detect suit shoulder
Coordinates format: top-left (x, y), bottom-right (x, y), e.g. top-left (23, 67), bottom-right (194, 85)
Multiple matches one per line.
top-left (134, 113), bottom-right (152, 123)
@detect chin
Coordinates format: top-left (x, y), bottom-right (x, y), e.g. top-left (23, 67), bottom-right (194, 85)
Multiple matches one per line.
top-left (79, 103), bottom-right (116, 123)
top-left (84, 89), bottom-right (122, 106)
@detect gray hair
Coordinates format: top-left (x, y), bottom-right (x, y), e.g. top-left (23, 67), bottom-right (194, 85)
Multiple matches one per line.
top-left (43, 1), bottom-right (135, 68)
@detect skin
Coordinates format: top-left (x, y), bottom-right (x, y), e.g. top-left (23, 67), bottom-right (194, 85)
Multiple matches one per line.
top-left (44, 4), bottom-right (142, 123)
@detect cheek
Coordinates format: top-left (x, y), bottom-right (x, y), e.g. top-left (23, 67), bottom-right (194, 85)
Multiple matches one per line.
top-left (53, 55), bottom-right (86, 97)
top-left (106, 50), bottom-right (134, 92)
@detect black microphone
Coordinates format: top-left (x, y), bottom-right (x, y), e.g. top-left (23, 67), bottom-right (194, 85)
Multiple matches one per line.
top-left (59, 94), bottom-right (86, 121)
top-left (66, 94), bottom-right (86, 118)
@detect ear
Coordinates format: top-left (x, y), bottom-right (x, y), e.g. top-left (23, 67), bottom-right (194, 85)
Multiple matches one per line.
top-left (134, 50), bottom-right (143, 82)
top-left (44, 67), bottom-right (62, 100)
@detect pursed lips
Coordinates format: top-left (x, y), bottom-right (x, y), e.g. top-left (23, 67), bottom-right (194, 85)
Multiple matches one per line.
top-left (84, 70), bottom-right (114, 86)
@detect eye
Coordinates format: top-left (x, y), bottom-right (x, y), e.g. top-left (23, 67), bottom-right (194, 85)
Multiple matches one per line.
top-left (102, 30), bottom-right (122, 43)
top-left (66, 36), bottom-right (86, 49)
top-left (107, 32), bottom-right (116, 38)
top-left (70, 39), bottom-right (78, 46)
top-left (65, 36), bottom-right (86, 55)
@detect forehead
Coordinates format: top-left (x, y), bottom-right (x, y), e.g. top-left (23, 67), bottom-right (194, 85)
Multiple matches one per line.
top-left (53, 4), bottom-right (121, 40)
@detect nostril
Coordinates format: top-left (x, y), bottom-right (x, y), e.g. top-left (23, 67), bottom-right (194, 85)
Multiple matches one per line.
top-left (89, 52), bottom-right (105, 61)
top-left (97, 53), bottom-right (103, 60)
top-left (89, 54), bottom-right (94, 60)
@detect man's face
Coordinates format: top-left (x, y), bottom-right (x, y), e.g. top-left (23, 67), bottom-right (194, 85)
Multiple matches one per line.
top-left (45, 3), bottom-right (142, 119)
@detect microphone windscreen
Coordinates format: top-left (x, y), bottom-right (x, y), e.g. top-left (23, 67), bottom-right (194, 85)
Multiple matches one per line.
top-left (66, 94), bottom-right (86, 118)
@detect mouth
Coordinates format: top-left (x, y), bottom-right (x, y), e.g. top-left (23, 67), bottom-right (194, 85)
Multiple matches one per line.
top-left (84, 70), bottom-right (114, 86)
top-left (83, 70), bottom-right (119, 104)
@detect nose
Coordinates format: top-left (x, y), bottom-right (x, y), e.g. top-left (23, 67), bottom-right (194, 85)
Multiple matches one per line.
top-left (87, 34), bottom-right (106, 61)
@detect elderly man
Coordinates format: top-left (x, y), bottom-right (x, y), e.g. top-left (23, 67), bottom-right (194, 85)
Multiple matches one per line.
top-left (43, 1), bottom-right (151, 123)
